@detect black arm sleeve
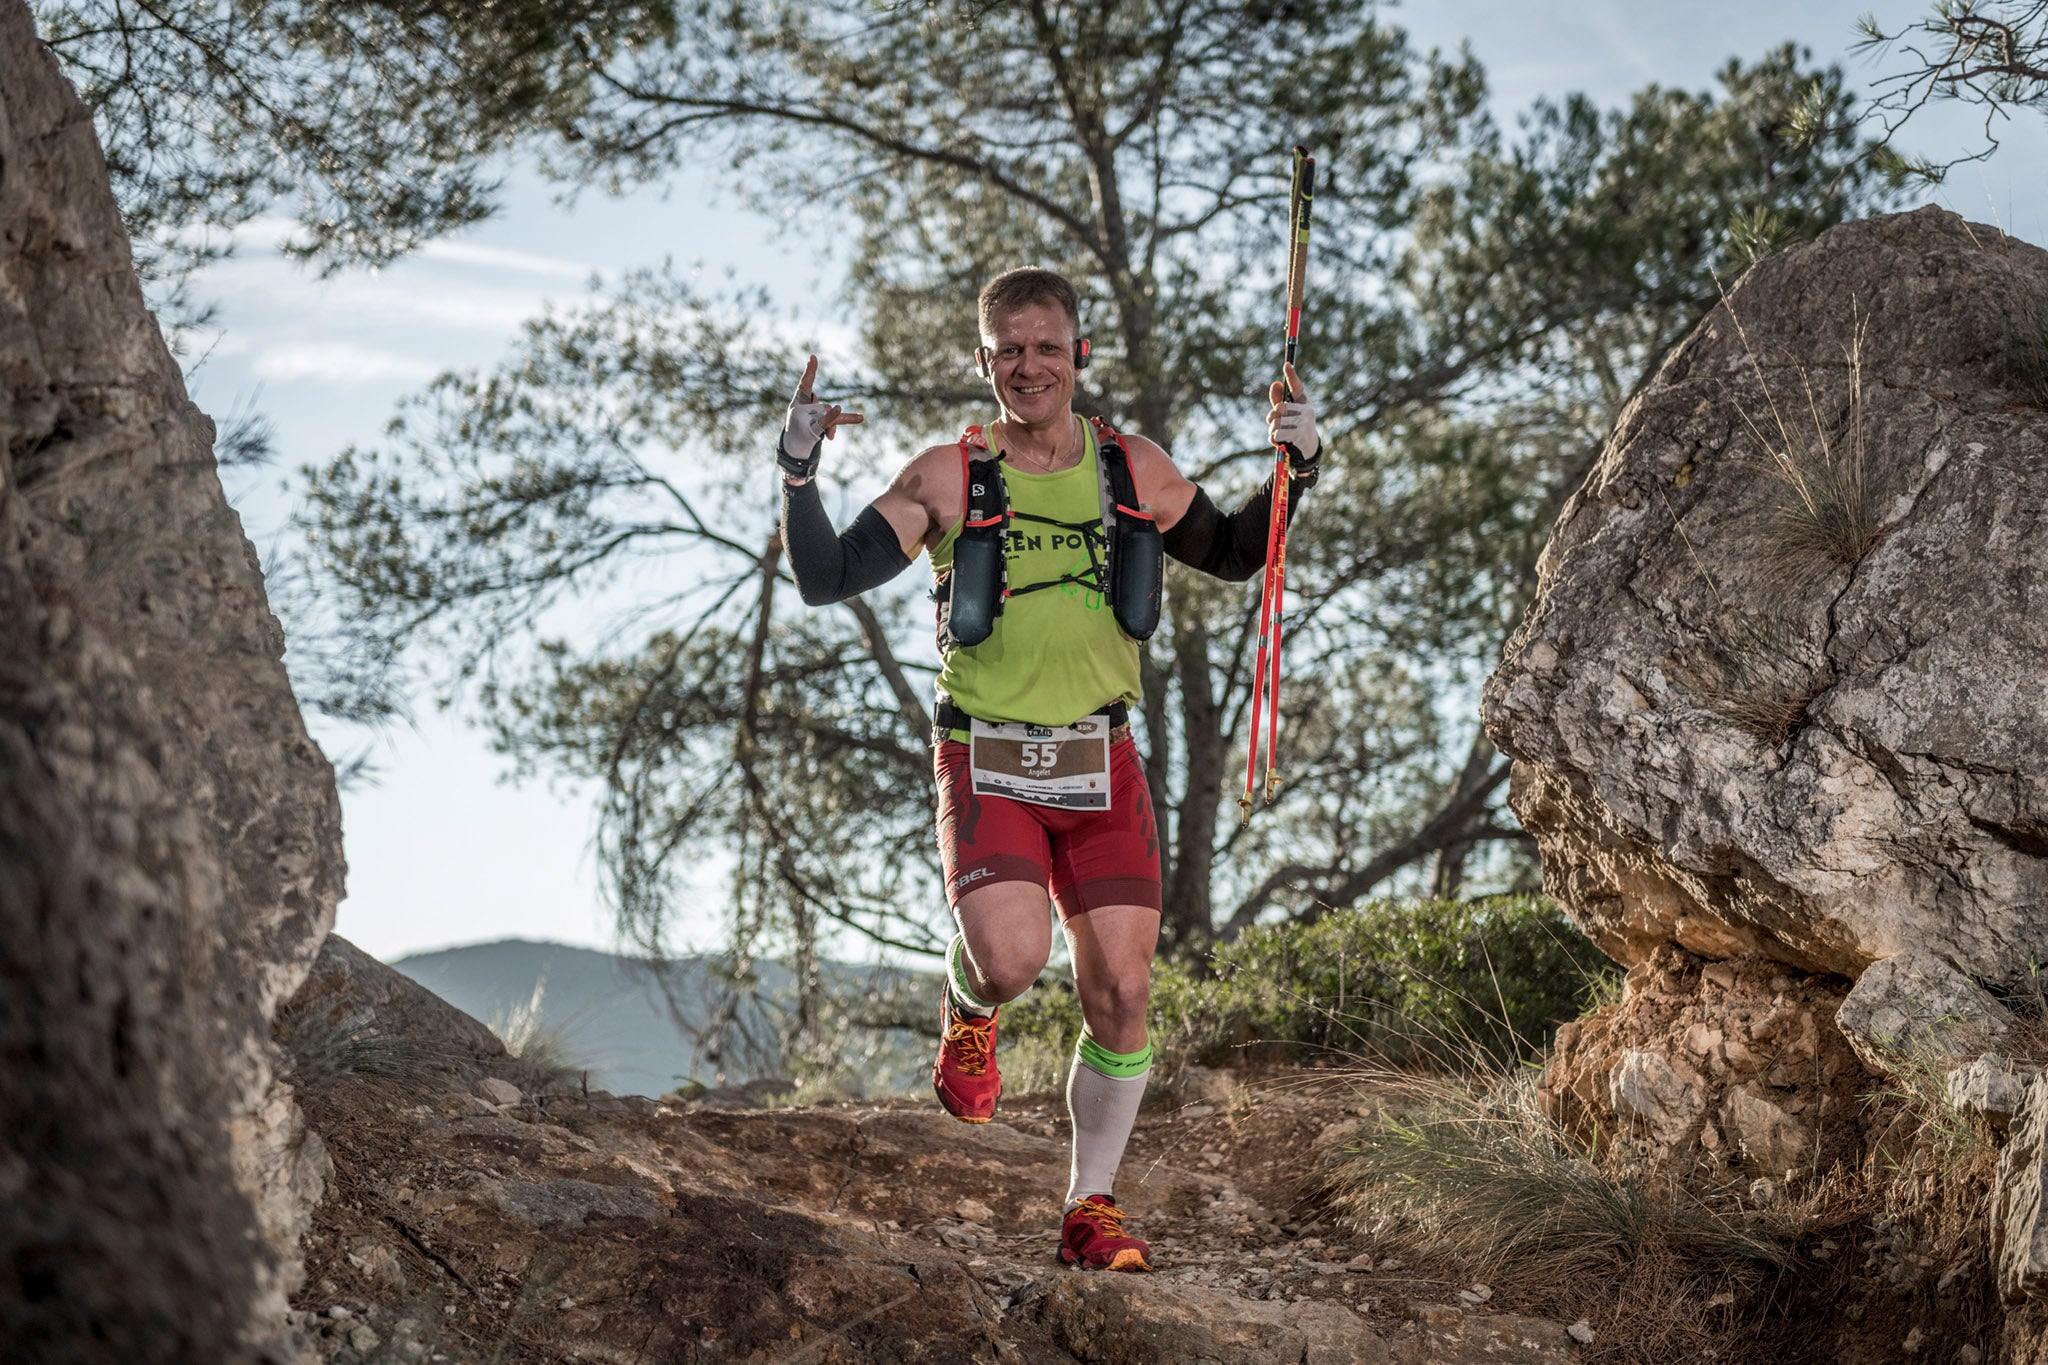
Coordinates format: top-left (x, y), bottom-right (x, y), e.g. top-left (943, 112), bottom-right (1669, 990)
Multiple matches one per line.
top-left (1161, 477), bottom-right (1304, 582)
top-left (781, 479), bottom-right (914, 606)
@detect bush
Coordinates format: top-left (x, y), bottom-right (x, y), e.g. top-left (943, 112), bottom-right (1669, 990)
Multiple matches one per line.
top-left (1003, 895), bottom-right (1616, 1075)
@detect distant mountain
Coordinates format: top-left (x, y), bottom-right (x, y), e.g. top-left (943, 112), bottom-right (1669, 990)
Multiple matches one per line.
top-left (389, 939), bottom-right (931, 1101)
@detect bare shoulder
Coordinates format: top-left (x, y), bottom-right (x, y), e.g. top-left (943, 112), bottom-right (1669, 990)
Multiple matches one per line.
top-left (1112, 430), bottom-right (1198, 525)
top-left (872, 439), bottom-right (968, 553)
top-left (894, 440), bottom-right (966, 513)
top-left (1116, 431), bottom-right (1177, 478)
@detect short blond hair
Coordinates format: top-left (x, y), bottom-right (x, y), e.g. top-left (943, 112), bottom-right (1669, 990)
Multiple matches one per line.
top-left (978, 267), bottom-right (1081, 337)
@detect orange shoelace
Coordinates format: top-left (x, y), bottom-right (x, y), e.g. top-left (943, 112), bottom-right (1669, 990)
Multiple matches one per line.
top-left (944, 1016), bottom-right (993, 1075)
top-left (1070, 1197), bottom-right (1125, 1236)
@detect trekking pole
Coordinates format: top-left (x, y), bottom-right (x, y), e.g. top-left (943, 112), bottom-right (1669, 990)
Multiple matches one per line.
top-left (1241, 145), bottom-right (1314, 825)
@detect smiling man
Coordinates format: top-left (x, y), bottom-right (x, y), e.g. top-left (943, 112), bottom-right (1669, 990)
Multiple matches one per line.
top-left (778, 267), bottom-right (1323, 1271)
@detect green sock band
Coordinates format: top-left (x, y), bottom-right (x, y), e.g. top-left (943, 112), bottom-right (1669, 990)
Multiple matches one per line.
top-left (947, 935), bottom-right (1000, 1013)
top-left (1076, 1034), bottom-right (1153, 1079)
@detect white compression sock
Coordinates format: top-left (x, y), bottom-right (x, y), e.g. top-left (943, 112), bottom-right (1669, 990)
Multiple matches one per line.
top-left (1066, 1034), bottom-right (1153, 1207)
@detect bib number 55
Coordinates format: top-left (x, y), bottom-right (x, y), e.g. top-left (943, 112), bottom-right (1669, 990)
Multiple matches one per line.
top-left (1019, 741), bottom-right (1057, 769)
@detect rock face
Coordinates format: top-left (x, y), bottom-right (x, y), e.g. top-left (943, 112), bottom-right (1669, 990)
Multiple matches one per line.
top-left (1995, 1077), bottom-right (2048, 1304)
top-left (1483, 207), bottom-right (2048, 1008)
top-left (0, 4), bottom-right (344, 1360)
top-left (1540, 948), bottom-right (1872, 1176)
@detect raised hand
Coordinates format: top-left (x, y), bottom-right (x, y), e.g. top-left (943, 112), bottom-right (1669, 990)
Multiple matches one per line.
top-left (1265, 361), bottom-right (1321, 483)
top-left (779, 355), bottom-right (866, 481)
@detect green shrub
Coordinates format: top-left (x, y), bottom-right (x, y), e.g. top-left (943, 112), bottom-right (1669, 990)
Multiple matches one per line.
top-left (1005, 895), bottom-right (1616, 1074)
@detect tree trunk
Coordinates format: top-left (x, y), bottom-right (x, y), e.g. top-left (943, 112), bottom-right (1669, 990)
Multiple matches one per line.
top-left (1162, 617), bottom-right (1221, 952)
top-left (1429, 727), bottom-right (1500, 897)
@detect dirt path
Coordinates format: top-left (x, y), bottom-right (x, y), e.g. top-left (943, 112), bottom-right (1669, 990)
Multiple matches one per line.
top-left (290, 1060), bottom-right (1584, 1364)
top-left (280, 938), bottom-right (1588, 1362)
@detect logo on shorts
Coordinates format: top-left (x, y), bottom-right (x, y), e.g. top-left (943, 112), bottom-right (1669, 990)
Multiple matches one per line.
top-left (954, 867), bottom-right (997, 889)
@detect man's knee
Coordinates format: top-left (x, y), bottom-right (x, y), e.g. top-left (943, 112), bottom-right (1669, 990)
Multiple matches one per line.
top-left (963, 944), bottom-right (1049, 1003)
top-left (1084, 970), bottom-right (1151, 1025)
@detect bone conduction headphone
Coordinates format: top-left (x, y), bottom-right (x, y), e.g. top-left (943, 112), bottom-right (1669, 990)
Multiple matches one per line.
top-left (975, 337), bottom-right (1090, 377)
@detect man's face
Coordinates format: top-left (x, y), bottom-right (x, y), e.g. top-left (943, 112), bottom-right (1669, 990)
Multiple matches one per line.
top-left (982, 302), bottom-right (1078, 424)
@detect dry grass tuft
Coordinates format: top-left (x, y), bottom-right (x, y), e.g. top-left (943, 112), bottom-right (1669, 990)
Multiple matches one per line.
top-left (2007, 277), bottom-right (2048, 408)
top-left (1326, 1067), bottom-right (1808, 1363)
top-left (1667, 599), bottom-right (1829, 748)
top-left (487, 975), bottom-right (592, 1085)
top-left (1656, 462), bottom-right (1834, 750)
top-left (274, 1000), bottom-right (456, 1097)
top-left (1731, 311), bottom-right (1888, 581)
top-left (1694, 668), bottom-right (1828, 747)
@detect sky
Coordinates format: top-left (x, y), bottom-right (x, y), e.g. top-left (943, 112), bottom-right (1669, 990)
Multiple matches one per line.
top-left (178, 1), bottom-right (2048, 965)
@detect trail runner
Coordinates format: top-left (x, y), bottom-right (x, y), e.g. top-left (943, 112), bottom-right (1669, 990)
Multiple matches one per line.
top-left (778, 267), bottom-right (1321, 1272)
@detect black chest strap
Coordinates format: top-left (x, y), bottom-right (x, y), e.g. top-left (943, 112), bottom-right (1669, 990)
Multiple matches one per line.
top-left (933, 419), bottom-right (1164, 651)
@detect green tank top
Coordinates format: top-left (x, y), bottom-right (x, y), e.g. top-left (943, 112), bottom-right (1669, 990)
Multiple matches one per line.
top-left (931, 418), bottom-right (1142, 728)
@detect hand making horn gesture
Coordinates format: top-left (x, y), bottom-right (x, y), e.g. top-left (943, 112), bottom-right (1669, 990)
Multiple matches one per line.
top-left (777, 354), bottom-right (866, 482)
top-left (1265, 361), bottom-right (1322, 485)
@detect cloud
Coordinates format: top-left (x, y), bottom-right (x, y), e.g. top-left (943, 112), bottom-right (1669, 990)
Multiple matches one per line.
top-left (418, 240), bottom-right (598, 281)
top-left (221, 217), bottom-right (594, 281)
top-left (332, 277), bottom-right (554, 332)
top-left (251, 342), bottom-right (440, 384)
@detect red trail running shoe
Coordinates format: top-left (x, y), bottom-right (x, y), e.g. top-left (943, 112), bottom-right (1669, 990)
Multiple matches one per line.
top-left (1059, 1195), bottom-right (1152, 1272)
top-left (932, 987), bottom-right (1000, 1123)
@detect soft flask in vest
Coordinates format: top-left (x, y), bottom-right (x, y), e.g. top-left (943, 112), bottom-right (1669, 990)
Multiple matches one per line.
top-left (1111, 510), bottom-right (1162, 640)
top-left (945, 468), bottom-right (1005, 647)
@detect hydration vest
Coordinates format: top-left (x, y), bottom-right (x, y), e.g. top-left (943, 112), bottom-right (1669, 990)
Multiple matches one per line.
top-left (935, 417), bottom-right (1164, 651)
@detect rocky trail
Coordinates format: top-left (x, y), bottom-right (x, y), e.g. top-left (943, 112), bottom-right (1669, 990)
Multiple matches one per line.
top-left (286, 940), bottom-right (1584, 1364)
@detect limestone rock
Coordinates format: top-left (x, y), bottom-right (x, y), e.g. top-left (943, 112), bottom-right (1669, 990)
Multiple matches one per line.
top-left (1388, 1306), bottom-right (1581, 1364)
top-left (1020, 1275), bottom-right (1396, 1364)
top-left (1949, 1054), bottom-right (2040, 1134)
top-left (476, 1175), bottom-right (669, 1226)
top-left (1994, 1076), bottom-right (2048, 1302)
top-left (1608, 1049), bottom-right (1706, 1149)
top-left (1483, 207), bottom-right (2048, 995)
top-left (476, 1076), bottom-right (524, 1107)
top-left (279, 934), bottom-right (517, 1095)
top-left (0, 5), bottom-right (341, 1361)
top-left (1720, 1086), bottom-right (1810, 1173)
top-left (1835, 950), bottom-right (2014, 1073)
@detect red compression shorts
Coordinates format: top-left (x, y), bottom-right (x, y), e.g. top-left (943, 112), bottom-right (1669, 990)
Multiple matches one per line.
top-left (934, 734), bottom-right (1162, 918)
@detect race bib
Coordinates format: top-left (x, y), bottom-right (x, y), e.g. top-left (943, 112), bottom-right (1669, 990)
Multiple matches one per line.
top-left (968, 717), bottom-right (1113, 810)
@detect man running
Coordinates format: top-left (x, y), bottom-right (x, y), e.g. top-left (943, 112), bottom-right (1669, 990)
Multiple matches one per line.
top-left (778, 267), bottom-right (1321, 1271)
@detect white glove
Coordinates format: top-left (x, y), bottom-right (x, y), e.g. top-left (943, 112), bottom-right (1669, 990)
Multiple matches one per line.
top-left (780, 396), bottom-right (832, 474)
top-left (777, 355), bottom-right (863, 480)
top-left (1266, 363), bottom-right (1322, 481)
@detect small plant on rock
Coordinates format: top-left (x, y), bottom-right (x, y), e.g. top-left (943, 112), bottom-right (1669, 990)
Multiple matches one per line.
top-left (1659, 468), bottom-right (1832, 747)
top-left (2006, 276), bottom-right (2048, 408)
top-left (1733, 309), bottom-right (1888, 582)
top-left (1683, 607), bottom-right (1830, 747)
top-left (486, 976), bottom-right (591, 1087)
top-left (274, 999), bottom-right (453, 1096)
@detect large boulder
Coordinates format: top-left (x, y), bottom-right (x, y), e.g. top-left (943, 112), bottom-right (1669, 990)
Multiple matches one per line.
top-left (0, 3), bottom-right (344, 1360)
top-left (1483, 208), bottom-right (2048, 1020)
